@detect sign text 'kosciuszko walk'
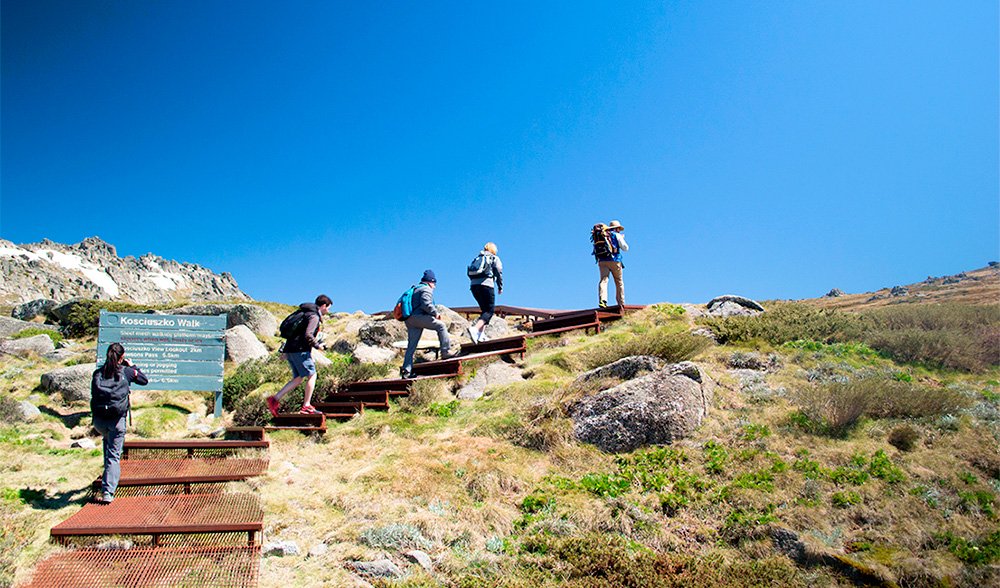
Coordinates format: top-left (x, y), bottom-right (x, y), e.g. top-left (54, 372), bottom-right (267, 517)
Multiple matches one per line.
top-left (98, 310), bottom-right (227, 415)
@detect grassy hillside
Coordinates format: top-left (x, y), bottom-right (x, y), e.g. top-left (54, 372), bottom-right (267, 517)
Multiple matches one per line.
top-left (1, 288), bottom-right (998, 587)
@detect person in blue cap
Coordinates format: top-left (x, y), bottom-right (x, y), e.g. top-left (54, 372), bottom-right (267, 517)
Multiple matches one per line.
top-left (400, 269), bottom-right (454, 378)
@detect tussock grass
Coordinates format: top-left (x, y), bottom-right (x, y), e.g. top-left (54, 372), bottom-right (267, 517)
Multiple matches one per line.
top-left (581, 328), bottom-right (710, 370)
top-left (698, 303), bottom-right (865, 346)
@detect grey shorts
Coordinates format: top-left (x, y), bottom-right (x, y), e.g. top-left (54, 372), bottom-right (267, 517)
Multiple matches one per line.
top-left (286, 351), bottom-right (316, 378)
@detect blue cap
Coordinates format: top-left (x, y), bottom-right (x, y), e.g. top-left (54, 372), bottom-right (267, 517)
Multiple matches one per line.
top-left (421, 269), bottom-right (437, 283)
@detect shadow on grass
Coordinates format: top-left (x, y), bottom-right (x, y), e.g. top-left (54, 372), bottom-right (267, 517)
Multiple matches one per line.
top-left (38, 406), bottom-right (91, 429)
top-left (10, 484), bottom-right (92, 511)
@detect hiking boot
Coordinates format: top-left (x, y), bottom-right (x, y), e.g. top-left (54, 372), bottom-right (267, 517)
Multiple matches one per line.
top-left (467, 325), bottom-right (479, 343)
top-left (266, 396), bottom-right (280, 417)
top-left (399, 367), bottom-right (414, 379)
top-left (95, 493), bottom-right (114, 504)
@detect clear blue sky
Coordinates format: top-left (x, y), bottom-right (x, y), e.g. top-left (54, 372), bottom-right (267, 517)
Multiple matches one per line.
top-left (2, 1), bottom-right (997, 312)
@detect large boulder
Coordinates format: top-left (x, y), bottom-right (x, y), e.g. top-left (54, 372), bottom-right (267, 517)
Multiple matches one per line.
top-left (706, 295), bottom-right (764, 317)
top-left (574, 355), bottom-right (665, 383)
top-left (481, 316), bottom-right (512, 341)
top-left (569, 362), bottom-right (714, 453)
top-left (0, 316), bottom-right (59, 339)
top-left (0, 334), bottom-right (56, 357)
top-left (41, 363), bottom-right (97, 403)
top-left (173, 304), bottom-right (278, 337)
top-left (358, 317), bottom-right (408, 347)
top-left (224, 325), bottom-right (269, 364)
top-left (16, 400), bottom-right (41, 422)
top-left (436, 305), bottom-right (471, 339)
top-left (457, 361), bottom-right (524, 400)
top-left (353, 343), bottom-right (397, 364)
top-left (12, 299), bottom-right (58, 321)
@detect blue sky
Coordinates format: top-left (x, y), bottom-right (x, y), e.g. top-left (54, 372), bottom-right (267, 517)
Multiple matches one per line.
top-left (2, 1), bottom-right (997, 312)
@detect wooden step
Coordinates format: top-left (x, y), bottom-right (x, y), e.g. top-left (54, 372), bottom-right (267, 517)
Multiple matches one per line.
top-left (270, 413), bottom-right (325, 428)
top-left (459, 334), bottom-right (527, 355)
top-left (410, 359), bottom-right (462, 377)
top-left (323, 390), bottom-right (390, 405)
top-left (532, 310), bottom-right (600, 335)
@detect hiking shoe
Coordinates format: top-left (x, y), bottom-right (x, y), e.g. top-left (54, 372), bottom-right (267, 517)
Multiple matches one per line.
top-left (399, 368), bottom-right (414, 379)
top-left (95, 493), bottom-right (113, 504)
top-left (467, 325), bottom-right (479, 343)
top-left (598, 301), bottom-right (608, 309)
top-left (266, 396), bottom-right (280, 417)
top-left (299, 405), bottom-right (322, 415)
top-left (441, 350), bottom-right (460, 361)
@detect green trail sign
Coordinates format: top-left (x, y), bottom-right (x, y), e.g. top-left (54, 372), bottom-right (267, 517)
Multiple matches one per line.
top-left (98, 310), bottom-right (227, 416)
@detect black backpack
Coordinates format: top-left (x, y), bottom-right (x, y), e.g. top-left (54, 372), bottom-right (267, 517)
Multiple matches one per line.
top-left (591, 224), bottom-right (616, 259)
top-left (279, 309), bottom-right (310, 339)
top-left (91, 368), bottom-right (131, 419)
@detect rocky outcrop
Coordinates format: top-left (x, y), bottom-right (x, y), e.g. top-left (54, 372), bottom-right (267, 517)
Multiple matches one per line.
top-left (574, 355), bottom-right (664, 383)
top-left (569, 362), bottom-right (714, 453)
top-left (12, 298), bottom-right (58, 321)
top-left (706, 295), bottom-right (765, 317)
top-left (0, 316), bottom-right (59, 339)
top-left (0, 237), bottom-right (249, 305)
top-left (353, 343), bottom-right (397, 364)
top-left (457, 361), bottom-right (524, 400)
top-left (224, 325), bottom-right (269, 364)
top-left (0, 334), bottom-right (56, 357)
top-left (41, 363), bottom-right (97, 403)
top-left (358, 317), bottom-right (408, 347)
top-left (172, 304), bottom-right (277, 337)
top-left (348, 559), bottom-right (403, 579)
top-left (436, 305), bottom-right (471, 338)
top-left (825, 288), bottom-right (844, 298)
top-left (480, 316), bottom-right (512, 341)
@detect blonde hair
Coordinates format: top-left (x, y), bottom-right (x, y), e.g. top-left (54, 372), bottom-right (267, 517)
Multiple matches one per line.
top-left (483, 242), bottom-right (497, 254)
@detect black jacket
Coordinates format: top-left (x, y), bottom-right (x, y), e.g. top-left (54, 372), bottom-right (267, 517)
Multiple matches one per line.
top-left (282, 303), bottom-right (323, 353)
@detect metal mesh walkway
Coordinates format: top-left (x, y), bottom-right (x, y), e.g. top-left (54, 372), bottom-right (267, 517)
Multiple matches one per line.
top-left (24, 545), bottom-right (260, 588)
top-left (116, 458), bottom-right (269, 485)
top-left (51, 493), bottom-right (263, 545)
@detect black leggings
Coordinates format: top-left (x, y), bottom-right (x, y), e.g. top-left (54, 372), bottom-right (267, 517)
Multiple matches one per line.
top-left (470, 284), bottom-right (496, 325)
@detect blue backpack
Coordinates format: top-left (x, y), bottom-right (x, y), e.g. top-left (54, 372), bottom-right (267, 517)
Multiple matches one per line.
top-left (393, 285), bottom-right (419, 321)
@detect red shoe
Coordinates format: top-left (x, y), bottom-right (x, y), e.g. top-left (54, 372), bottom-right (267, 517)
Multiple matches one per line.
top-left (299, 405), bottom-right (322, 415)
top-left (266, 396), bottom-right (280, 417)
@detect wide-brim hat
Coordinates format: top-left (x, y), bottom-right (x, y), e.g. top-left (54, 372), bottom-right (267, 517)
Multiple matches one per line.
top-left (608, 220), bottom-right (624, 230)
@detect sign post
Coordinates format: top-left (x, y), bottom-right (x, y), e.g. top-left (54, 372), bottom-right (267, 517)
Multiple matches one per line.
top-left (98, 311), bottom-right (227, 417)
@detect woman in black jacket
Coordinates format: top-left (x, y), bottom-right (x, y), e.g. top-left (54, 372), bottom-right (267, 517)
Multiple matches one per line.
top-left (91, 342), bottom-right (147, 504)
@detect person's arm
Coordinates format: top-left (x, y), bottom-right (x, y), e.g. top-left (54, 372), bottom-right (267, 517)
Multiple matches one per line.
top-left (415, 285), bottom-right (438, 317)
top-left (616, 233), bottom-right (629, 252)
top-left (494, 256), bottom-right (503, 294)
top-left (124, 363), bottom-right (149, 386)
top-left (303, 314), bottom-right (323, 348)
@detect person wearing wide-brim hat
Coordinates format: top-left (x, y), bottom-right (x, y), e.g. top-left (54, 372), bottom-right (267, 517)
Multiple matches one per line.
top-left (593, 219), bottom-right (629, 308)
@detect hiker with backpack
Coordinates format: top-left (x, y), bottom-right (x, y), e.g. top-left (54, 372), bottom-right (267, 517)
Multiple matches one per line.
top-left (592, 220), bottom-right (629, 308)
top-left (466, 242), bottom-right (503, 343)
top-left (397, 270), bottom-right (454, 378)
top-left (266, 294), bottom-right (332, 417)
top-left (91, 342), bottom-right (148, 504)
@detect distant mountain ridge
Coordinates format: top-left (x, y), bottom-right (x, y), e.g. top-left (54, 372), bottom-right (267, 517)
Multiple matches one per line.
top-left (0, 237), bottom-right (250, 305)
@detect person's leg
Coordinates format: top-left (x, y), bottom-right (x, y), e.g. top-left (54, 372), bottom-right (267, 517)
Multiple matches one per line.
top-left (610, 262), bottom-right (625, 307)
top-left (598, 262), bottom-right (611, 307)
top-left (100, 414), bottom-right (126, 500)
top-left (470, 285), bottom-right (495, 339)
top-left (274, 376), bottom-right (304, 401)
top-left (301, 371), bottom-right (318, 408)
top-left (430, 317), bottom-right (452, 356)
top-left (402, 317), bottom-right (423, 375)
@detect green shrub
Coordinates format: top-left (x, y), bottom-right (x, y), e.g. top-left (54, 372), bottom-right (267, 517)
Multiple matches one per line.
top-left (698, 303), bottom-right (866, 345)
top-left (222, 355), bottom-right (288, 409)
top-left (428, 400), bottom-right (460, 417)
top-left (703, 441), bottom-right (728, 475)
top-left (937, 530), bottom-right (1000, 564)
top-left (11, 327), bottom-right (63, 345)
top-left (232, 392), bottom-right (270, 427)
top-left (861, 303), bottom-right (1000, 371)
top-left (831, 491), bottom-right (862, 508)
top-left (59, 300), bottom-right (155, 337)
top-left (582, 328), bottom-right (710, 370)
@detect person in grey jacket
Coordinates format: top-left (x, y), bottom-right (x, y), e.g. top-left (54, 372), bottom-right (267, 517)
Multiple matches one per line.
top-left (401, 270), bottom-right (454, 378)
top-left (467, 242), bottom-right (503, 343)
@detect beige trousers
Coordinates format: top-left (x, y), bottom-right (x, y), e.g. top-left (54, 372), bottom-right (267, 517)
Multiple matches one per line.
top-left (598, 261), bottom-right (625, 307)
